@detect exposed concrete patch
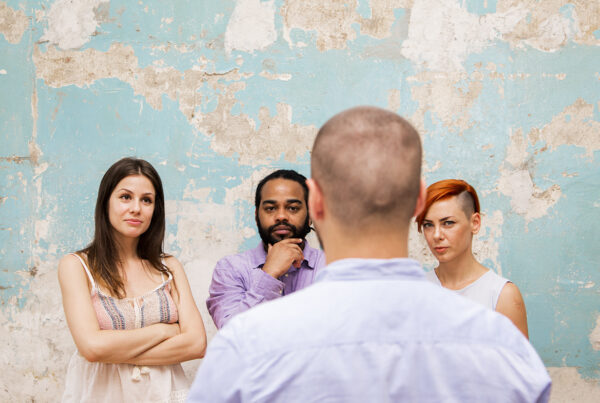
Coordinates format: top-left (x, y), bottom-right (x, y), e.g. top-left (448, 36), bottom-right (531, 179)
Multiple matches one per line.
top-left (41, 0), bottom-right (109, 50)
top-left (34, 44), bottom-right (315, 165)
top-left (282, 0), bottom-right (412, 50)
top-left (590, 314), bottom-right (600, 351)
top-left (497, 0), bottom-right (600, 51)
top-left (387, 88), bottom-right (401, 111)
top-left (548, 367), bottom-right (600, 402)
top-left (528, 98), bottom-right (600, 159)
top-left (408, 70), bottom-right (483, 133)
top-left (401, 0), bottom-right (526, 71)
top-left (282, 0), bottom-right (358, 50)
top-left (225, 0), bottom-right (277, 54)
top-left (358, 0), bottom-right (413, 39)
top-left (0, 1), bottom-right (29, 44)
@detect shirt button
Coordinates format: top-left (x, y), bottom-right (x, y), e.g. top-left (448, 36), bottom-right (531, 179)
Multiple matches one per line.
top-left (284, 274), bottom-right (288, 278)
top-left (279, 290), bottom-right (283, 295)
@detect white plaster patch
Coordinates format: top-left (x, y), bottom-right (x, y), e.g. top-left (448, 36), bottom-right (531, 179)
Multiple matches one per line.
top-left (0, 1), bottom-right (29, 44)
top-left (401, 0), bottom-right (527, 71)
top-left (547, 367), bottom-right (600, 402)
top-left (259, 71), bottom-right (292, 81)
top-left (497, 168), bottom-right (561, 222)
top-left (0, 69), bottom-right (6, 74)
top-left (224, 0), bottom-right (276, 54)
top-left (590, 314), bottom-right (600, 351)
top-left (41, 0), bottom-right (108, 50)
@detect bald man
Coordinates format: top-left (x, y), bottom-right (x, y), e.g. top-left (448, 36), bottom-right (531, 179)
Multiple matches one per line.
top-left (188, 107), bottom-right (551, 402)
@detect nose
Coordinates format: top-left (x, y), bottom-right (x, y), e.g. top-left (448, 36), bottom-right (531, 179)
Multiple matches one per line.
top-left (275, 207), bottom-right (288, 222)
top-left (433, 225), bottom-right (443, 240)
top-left (130, 199), bottom-right (141, 213)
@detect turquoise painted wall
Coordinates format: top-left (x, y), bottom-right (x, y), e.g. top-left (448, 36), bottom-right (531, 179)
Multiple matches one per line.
top-left (1, 0), bottom-right (599, 400)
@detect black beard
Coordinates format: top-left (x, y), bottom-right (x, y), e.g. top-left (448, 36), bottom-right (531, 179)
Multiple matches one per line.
top-left (257, 216), bottom-right (311, 246)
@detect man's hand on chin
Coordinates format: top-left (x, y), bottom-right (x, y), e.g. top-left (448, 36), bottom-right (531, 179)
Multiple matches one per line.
top-left (262, 238), bottom-right (304, 279)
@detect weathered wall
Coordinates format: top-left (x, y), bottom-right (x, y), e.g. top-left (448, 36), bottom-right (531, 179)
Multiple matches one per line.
top-left (1, 0), bottom-right (599, 401)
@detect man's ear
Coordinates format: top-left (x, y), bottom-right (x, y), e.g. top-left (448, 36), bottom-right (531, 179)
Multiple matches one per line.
top-left (306, 178), bottom-right (324, 222)
top-left (412, 178), bottom-right (427, 218)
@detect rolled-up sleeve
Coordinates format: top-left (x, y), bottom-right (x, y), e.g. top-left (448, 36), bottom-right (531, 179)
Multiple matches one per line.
top-left (206, 256), bottom-right (284, 329)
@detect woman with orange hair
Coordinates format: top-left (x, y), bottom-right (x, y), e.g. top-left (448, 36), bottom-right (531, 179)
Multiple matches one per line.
top-left (416, 179), bottom-right (528, 338)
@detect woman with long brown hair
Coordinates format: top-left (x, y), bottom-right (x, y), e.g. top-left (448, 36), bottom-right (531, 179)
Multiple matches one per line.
top-left (58, 158), bottom-right (206, 402)
top-left (416, 179), bottom-right (528, 338)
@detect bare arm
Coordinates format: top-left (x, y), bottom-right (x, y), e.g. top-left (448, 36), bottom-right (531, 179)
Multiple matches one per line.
top-left (496, 282), bottom-right (529, 339)
top-left (58, 254), bottom-right (179, 363)
top-left (124, 256), bottom-right (206, 365)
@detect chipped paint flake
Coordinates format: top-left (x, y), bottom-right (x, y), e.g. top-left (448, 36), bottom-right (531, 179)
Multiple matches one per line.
top-left (225, 0), bottom-right (277, 54)
top-left (0, 1), bottom-right (29, 44)
top-left (41, 0), bottom-right (108, 50)
top-left (547, 367), bottom-right (600, 402)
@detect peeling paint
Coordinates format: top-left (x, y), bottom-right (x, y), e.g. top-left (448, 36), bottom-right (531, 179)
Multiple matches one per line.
top-left (225, 0), bottom-right (277, 54)
top-left (408, 71), bottom-right (483, 132)
top-left (0, 1), bottom-right (29, 44)
top-left (401, 0), bottom-right (526, 71)
top-left (282, 0), bottom-right (358, 51)
top-left (41, 0), bottom-right (108, 50)
top-left (497, 168), bottom-right (561, 222)
top-left (528, 98), bottom-right (600, 159)
top-left (498, 0), bottom-right (600, 51)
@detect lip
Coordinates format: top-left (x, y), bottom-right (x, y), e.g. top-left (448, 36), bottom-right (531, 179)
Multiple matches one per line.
top-left (125, 219), bottom-right (143, 226)
top-left (434, 247), bottom-right (448, 253)
top-left (272, 225), bottom-right (292, 235)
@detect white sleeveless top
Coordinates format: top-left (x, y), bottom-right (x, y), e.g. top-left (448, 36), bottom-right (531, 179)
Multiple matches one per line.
top-left (425, 269), bottom-right (509, 310)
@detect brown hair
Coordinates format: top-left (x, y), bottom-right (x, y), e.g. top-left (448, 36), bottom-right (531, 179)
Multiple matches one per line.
top-left (79, 157), bottom-right (170, 298)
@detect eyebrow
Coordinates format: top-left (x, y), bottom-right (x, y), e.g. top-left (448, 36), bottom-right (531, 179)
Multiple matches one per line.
top-left (423, 216), bottom-right (454, 222)
top-left (262, 199), bottom-right (303, 205)
top-left (117, 188), bottom-right (155, 196)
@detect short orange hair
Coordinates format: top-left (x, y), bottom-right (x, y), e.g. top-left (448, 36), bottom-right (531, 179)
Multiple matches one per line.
top-left (416, 179), bottom-right (480, 232)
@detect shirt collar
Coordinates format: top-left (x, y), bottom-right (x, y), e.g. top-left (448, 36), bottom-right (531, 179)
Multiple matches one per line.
top-left (315, 258), bottom-right (425, 283)
top-left (250, 240), bottom-right (319, 270)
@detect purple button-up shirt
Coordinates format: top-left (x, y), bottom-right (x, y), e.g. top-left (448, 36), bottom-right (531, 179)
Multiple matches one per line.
top-left (206, 241), bottom-right (326, 329)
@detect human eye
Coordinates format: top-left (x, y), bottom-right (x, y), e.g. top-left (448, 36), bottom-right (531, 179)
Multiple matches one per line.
top-left (443, 220), bottom-right (455, 226)
top-left (264, 205), bottom-right (275, 212)
top-left (422, 222), bottom-right (433, 229)
top-left (142, 197), bottom-right (153, 204)
top-left (288, 205), bottom-right (300, 212)
top-left (119, 193), bottom-right (131, 200)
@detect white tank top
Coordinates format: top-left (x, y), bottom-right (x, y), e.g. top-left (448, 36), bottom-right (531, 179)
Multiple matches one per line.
top-left (425, 269), bottom-right (509, 310)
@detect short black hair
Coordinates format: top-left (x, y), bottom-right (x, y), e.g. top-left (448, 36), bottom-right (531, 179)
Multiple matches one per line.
top-left (254, 169), bottom-right (309, 209)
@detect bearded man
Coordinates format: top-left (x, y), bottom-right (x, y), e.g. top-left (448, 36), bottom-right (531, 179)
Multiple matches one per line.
top-left (206, 169), bottom-right (326, 329)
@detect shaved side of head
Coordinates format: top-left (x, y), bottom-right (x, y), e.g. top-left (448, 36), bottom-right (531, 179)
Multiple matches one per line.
top-left (311, 106), bottom-right (422, 230)
top-left (456, 190), bottom-right (476, 219)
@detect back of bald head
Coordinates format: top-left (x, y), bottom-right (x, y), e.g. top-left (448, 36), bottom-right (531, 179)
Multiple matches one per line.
top-left (311, 106), bottom-right (422, 230)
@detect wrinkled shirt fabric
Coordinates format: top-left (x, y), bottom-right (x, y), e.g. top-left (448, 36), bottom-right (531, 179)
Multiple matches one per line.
top-left (190, 258), bottom-right (551, 403)
top-left (206, 241), bottom-right (325, 329)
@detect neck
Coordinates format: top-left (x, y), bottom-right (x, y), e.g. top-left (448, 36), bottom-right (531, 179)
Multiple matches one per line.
top-left (321, 225), bottom-right (409, 264)
top-left (113, 232), bottom-right (140, 262)
top-left (436, 249), bottom-right (486, 286)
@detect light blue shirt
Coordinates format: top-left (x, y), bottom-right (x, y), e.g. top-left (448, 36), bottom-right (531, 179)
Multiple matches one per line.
top-left (188, 258), bottom-right (551, 402)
